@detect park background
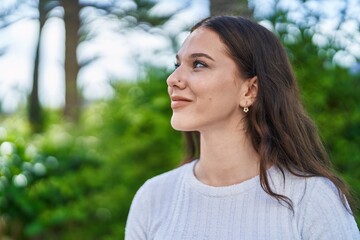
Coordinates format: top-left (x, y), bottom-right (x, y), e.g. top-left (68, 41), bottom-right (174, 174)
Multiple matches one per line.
top-left (0, 0), bottom-right (359, 239)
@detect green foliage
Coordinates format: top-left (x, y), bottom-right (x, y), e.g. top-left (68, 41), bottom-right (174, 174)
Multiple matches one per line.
top-left (0, 68), bottom-right (183, 239)
top-left (0, 114), bottom-right (101, 239)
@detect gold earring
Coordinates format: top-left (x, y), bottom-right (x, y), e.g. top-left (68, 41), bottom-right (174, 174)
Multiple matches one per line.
top-left (243, 107), bottom-right (249, 113)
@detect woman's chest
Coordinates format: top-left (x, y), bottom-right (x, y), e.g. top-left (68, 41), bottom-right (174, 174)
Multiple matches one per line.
top-left (148, 190), bottom-right (301, 240)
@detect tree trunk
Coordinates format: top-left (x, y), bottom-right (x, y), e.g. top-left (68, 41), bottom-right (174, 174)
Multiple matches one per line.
top-left (210, 0), bottom-right (253, 18)
top-left (29, 0), bottom-right (46, 133)
top-left (62, 0), bottom-right (81, 122)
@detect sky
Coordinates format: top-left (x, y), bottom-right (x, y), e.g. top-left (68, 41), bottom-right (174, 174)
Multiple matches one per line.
top-left (0, 0), bottom-right (359, 113)
top-left (0, 0), bottom-right (209, 112)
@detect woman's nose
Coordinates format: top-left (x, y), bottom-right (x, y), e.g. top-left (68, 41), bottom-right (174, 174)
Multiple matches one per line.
top-left (166, 68), bottom-right (186, 89)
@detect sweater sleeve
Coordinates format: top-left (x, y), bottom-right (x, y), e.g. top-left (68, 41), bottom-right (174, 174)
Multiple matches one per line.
top-left (125, 181), bottom-right (151, 240)
top-left (298, 177), bottom-right (360, 240)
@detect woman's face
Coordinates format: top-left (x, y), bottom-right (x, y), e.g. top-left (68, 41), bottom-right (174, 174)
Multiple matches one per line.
top-left (167, 27), bottom-right (247, 132)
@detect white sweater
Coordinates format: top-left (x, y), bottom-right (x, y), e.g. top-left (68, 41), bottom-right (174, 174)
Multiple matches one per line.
top-left (125, 160), bottom-right (360, 240)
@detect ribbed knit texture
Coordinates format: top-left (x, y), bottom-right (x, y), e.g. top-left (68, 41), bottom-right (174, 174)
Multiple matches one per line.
top-left (125, 161), bottom-right (360, 240)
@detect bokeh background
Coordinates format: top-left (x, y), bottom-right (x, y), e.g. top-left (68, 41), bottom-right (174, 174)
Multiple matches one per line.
top-left (0, 0), bottom-right (359, 239)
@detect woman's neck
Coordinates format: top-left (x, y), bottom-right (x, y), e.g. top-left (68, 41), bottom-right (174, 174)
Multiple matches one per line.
top-left (195, 128), bottom-right (260, 187)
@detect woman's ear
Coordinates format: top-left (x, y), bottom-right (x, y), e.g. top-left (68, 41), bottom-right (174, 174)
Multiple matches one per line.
top-left (239, 76), bottom-right (258, 108)
top-left (246, 76), bottom-right (258, 100)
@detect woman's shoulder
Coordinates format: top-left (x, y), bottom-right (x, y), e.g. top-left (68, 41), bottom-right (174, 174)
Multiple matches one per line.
top-left (135, 161), bottom-right (195, 199)
top-left (269, 166), bottom-right (341, 206)
top-left (282, 171), bottom-right (360, 239)
top-left (126, 161), bottom-right (196, 238)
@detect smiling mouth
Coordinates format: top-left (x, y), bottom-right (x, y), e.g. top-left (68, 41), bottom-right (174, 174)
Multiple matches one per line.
top-left (170, 97), bottom-right (192, 109)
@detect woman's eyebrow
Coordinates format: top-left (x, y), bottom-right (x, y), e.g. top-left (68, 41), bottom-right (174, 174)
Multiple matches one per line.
top-left (176, 52), bottom-right (215, 61)
top-left (190, 53), bottom-right (215, 61)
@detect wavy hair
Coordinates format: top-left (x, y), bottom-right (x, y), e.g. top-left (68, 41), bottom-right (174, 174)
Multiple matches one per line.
top-left (182, 16), bottom-right (353, 212)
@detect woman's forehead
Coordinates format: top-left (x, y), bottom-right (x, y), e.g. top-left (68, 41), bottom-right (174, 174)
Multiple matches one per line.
top-left (177, 28), bottom-right (226, 59)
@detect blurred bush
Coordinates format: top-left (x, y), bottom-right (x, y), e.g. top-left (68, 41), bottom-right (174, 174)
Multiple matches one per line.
top-left (0, 67), bottom-right (183, 239)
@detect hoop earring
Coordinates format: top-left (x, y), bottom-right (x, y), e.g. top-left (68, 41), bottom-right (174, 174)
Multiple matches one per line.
top-left (243, 107), bottom-right (249, 113)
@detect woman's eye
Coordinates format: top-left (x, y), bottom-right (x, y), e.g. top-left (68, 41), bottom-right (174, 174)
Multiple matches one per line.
top-left (174, 63), bottom-right (180, 69)
top-left (193, 60), bottom-right (207, 69)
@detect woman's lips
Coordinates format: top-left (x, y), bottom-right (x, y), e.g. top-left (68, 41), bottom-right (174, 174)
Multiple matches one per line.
top-left (170, 96), bottom-right (192, 109)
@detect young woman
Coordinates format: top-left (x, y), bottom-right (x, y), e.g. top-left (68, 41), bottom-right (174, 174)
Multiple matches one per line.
top-left (125, 16), bottom-right (360, 239)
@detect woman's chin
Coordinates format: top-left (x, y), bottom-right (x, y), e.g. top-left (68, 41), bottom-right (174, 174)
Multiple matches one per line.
top-left (170, 119), bottom-right (194, 131)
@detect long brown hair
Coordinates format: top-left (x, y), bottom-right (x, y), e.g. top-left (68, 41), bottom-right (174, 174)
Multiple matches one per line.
top-left (182, 16), bottom-right (354, 212)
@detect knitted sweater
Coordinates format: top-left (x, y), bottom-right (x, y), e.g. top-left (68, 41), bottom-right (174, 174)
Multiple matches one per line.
top-left (125, 160), bottom-right (360, 240)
